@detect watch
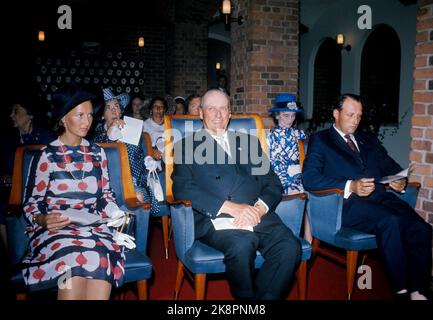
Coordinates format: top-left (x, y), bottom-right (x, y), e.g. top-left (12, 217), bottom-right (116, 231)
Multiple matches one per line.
top-left (32, 214), bottom-right (40, 225)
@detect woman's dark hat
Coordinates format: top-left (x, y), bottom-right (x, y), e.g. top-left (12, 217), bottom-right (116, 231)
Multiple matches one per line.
top-left (51, 83), bottom-right (102, 121)
top-left (268, 93), bottom-right (303, 113)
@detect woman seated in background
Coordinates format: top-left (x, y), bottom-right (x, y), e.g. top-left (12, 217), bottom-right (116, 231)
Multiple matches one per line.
top-left (1, 95), bottom-right (55, 255)
top-left (21, 83), bottom-right (125, 299)
top-left (268, 93), bottom-right (311, 242)
top-left (142, 96), bottom-right (167, 162)
top-left (91, 88), bottom-right (159, 214)
top-left (268, 93), bottom-right (307, 194)
top-left (2, 95), bottom-right (55, 186)
top-left (185, 93), bottom-right (201, 115)
top-left (174, 96), bottom-right (187, 115)
top-left (124, 94), bottom-right (146, 120)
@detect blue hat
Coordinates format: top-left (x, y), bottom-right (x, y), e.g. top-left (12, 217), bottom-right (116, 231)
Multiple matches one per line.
top-left (103, 88), bottom-right (130, 110)
top-left (268, 93), bottom-right (303, 113)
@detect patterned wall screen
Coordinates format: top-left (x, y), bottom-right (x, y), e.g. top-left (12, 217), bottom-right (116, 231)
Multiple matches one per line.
top-left (35, 49), bottom-right (146, 101)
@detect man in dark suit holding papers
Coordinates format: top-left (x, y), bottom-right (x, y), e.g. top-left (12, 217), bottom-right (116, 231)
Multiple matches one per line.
top-left (172, 89), bottom-right (301, 300)
top-left (303, 93), bottom-right (432, 300)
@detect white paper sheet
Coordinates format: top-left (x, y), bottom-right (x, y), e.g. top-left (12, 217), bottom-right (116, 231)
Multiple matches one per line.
top-left (379, 167), bottom-right (410, 184)
top-left (60, 210), bottom-right (108, 226)
top-left (211, 217), bottom-right (253, 232)
top-left (119, 116), bottom-right (144, 146)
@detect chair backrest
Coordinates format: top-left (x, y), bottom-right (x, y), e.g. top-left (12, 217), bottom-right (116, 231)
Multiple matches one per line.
top-left (275, 194), bottom-right (307, 236)
top-left (7, 145), bottom-right (45, 266)
top-left (164, 114), bottom-right (268, 202)
top-left (298, 138), bottom-right (308, 171)
top-left (6, 142), bottom-right (147, 267)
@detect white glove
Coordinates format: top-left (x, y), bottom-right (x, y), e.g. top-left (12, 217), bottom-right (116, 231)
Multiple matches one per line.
top-left (113, 230), bottom-right (136, 250)
top-left (107, 209), bottom-right (126, 228)
top-left (108, 125), bottom-right (123, 141)
top-left (144, 156), bottom-right (162, 172)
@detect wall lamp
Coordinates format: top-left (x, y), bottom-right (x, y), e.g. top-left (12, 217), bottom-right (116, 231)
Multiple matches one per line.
top-left (38, 30), bottom-right (45, 42)
top-left (336, 33), bottom-right (351, 51)
top-left (138, 36), bottom-right (145, 47)
top-left (222, 0), bottom-right (244, 26)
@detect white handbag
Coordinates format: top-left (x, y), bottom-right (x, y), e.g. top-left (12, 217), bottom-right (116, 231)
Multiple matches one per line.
top-left (147, 169), bottom-right (164, 202)
top-left (145, 156), bottom-right (164, 202)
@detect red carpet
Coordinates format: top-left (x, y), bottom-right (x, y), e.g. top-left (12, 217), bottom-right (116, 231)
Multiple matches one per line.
top-left (123, 218), bottom-right (394, 300)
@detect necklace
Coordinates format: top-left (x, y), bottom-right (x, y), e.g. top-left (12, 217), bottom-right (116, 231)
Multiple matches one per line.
top-left (58, 138), bottom-right (85, 181)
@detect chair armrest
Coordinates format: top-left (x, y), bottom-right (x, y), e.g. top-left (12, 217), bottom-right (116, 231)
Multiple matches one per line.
top-left (385, 182), bottom-right (420, 209)
top-left (282, 193), bottom-right (308, 201)
top-left (306, 189), bottom-right (344, 242)
top-left (170, 202), bottom-right (195, 261)
top-left (131, 206), bottom-right (151, 254)
top-left (276, 193), bottom-right (307, 236)
top-left (124, 198), bottom-right (151, 211)
top-left (166, 199), bottom-right (192, 207)
top-left (309, 188), bottom-right (344, 196)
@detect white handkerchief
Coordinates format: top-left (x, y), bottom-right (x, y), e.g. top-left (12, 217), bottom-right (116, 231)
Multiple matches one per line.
top-left (119, 116), bottom-right (144, 146)
top-left (211, 217), bottom-right (253, 232)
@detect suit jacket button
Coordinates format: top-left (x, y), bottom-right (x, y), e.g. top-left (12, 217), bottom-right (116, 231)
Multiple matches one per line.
top-left (216, 176), bottom-right (221, 180)
top-left (227, 196), bottom-right (232, 200)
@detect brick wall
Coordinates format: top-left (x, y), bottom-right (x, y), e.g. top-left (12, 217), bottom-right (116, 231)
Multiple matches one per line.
top-left (410, 0), bottom-right (433, 228)
top-left (167, 0), bottom-right (217, 97)
top-left (231, 0), bottom-right (299, 128)
top-left (168, 22), bottom-right (208, 97)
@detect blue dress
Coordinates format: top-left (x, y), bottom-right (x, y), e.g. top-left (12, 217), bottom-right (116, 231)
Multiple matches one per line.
top-left (268, 126), bottom-right (306, 194)
top-left (22, 139), bottom-right (125, 291)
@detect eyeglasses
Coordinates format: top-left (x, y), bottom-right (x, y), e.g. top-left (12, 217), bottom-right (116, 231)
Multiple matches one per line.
top-left (106, 104), bottom-right (121, 111)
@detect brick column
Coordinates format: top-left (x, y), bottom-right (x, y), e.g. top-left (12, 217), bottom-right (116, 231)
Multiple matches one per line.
top-left (410, 0), bottom-right (433, 229)
top-left (231, 0), bottom-right (299, 128)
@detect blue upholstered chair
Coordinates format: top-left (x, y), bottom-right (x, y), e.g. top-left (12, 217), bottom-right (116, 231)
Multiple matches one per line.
top-left (5, 143), bottom-right (152, 300)
top-left (142, 132), bottom-right (171, 259)
top-left (300, 140), bottom-right (421, 300)
top-left (165, 114), bottom-right (312, 300)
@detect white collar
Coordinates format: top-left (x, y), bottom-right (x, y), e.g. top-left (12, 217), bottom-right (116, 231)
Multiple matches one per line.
top-left (333, 124), bottom-right (355, 141)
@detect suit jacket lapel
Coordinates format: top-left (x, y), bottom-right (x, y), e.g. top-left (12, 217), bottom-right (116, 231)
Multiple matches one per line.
top-left (354, 132), bottom-right (368, 164)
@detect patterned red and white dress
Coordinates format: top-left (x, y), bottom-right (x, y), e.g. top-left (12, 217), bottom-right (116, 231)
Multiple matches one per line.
top-left (21, 138), bottom-right (125, 291)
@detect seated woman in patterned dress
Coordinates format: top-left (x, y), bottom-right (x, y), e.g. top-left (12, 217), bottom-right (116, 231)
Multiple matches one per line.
top-left (91, 88), bottom-right (159, 215)
top-left (22, 83), bottom-right (126, 299)
top-left (268, 93), bottom-right (307, 195)
top-left (267, 93), bottom-right (311, 242)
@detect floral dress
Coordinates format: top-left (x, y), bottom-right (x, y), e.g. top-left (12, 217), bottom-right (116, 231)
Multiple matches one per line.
top-left (21, 139), bottom-right (125, 291)
top-left (268, 126), bottom-right (307, 195)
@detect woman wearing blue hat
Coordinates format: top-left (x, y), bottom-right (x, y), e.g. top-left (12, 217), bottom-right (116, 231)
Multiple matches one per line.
top-left (268, 93), bottom-right (307, 195)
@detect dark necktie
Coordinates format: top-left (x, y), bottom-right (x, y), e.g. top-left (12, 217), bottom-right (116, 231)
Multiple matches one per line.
top-left (344, 134), bottom-right (359, 154)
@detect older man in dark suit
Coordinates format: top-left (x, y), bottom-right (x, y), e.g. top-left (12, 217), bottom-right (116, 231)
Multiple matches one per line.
top-left (172, 89), bottom-right (301, 300)
top-left (303, 93), bottom-right (432, 300)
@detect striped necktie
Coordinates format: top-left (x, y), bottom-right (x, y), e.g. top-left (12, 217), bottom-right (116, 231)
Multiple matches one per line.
top-left (344, 134), bottom-right (359, 154)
